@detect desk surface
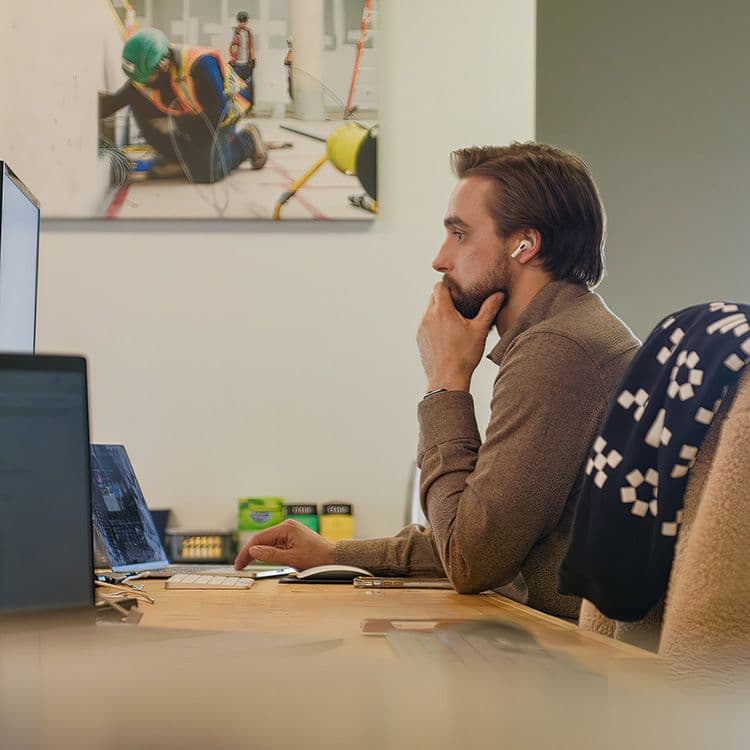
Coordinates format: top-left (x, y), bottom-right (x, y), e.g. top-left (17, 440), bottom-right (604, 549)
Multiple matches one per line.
top-left (11, 581), bottom-right (734, 750)
top-left (138, 578), bottom-right (652, 669)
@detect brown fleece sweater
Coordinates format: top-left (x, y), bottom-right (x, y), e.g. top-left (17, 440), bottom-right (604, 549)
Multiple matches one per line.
top-left (336, 280), bottom-right (639, 618)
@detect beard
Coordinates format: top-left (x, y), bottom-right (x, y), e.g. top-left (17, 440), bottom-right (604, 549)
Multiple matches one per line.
top-left (443, 255), bottom-right (510, 319)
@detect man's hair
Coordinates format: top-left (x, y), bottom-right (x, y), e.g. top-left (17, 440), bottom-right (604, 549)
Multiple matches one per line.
top-left (450, 142), bottom-right (606, 287)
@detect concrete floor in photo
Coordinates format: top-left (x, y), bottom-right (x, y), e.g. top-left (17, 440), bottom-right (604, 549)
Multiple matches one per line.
top-left (109, 118), bottom-right (375, 221)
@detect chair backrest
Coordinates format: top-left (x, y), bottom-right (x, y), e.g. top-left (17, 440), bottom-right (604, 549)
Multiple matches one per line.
top-left (658, 368), bottom-right (750, 680)
top-left (579, 369), bottom-right (750, 679)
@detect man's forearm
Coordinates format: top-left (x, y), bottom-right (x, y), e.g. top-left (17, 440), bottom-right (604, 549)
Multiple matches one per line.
top-left (99, 83), bottom-right (135, 119)
top-left (334, 525), bottom-right (445, 577)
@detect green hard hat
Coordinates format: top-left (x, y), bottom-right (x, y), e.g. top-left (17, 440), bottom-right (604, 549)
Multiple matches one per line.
top-left (122, 29), bottom-right (169, 84)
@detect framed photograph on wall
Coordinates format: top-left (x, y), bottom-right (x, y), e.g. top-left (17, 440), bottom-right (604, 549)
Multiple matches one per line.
top-left (3, 0), bottom-right (377, 221)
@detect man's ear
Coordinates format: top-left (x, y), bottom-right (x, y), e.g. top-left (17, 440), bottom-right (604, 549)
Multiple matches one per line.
top-left (510, 229), bottom-right (542, 264)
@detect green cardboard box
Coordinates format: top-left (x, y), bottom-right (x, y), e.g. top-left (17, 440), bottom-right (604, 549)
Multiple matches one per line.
top-left (238, 497), bottom-right (285, 547)
top-left (284, 503), bottom-right (319, 532)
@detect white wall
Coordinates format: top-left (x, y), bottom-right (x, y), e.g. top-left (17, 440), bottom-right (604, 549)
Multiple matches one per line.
top-left (0, 2), bottom-right (115, 216)
top-left (15, 1), bottom-right (535, 535)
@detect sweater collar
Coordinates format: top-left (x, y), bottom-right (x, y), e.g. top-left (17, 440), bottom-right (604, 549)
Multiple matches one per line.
top-left (487, 279), bottom-right (590, 365)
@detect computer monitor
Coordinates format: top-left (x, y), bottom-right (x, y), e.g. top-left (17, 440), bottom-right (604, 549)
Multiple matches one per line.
top-left (0, 355), bottom-right (94, 613)
top-left (0, 163), bottom-right (40, 354)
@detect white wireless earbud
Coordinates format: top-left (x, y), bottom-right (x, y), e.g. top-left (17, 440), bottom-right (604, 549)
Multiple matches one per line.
top-left (511, 240), bottom-right (530, 259)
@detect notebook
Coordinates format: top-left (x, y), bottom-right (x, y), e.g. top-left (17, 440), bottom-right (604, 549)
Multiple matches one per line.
top-left (89, 444), bottom-right (293, 579)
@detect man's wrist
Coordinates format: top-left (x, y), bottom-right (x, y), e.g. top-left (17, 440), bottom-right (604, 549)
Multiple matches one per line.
top-left (425, 378), bottom-right (471, 393)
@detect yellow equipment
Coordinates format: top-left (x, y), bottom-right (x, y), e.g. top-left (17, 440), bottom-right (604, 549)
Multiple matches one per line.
top-left (273, 123), bottom-right (377, 220)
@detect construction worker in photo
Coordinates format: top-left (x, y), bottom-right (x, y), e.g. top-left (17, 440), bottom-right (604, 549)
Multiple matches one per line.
top-left (284, 36), bottom-right (294, 101)
top-left (100, 28), bottom-right (267, 184)
top-left (228, 11), bottom-right (256, 107)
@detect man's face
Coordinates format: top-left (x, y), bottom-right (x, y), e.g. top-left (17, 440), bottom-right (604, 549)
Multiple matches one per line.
top-left (145, 58), bottom-right (171, 84)
top-left (433, 176), bottom-right (510, 319)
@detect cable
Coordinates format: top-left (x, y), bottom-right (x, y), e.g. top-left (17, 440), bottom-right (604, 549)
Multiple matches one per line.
top-left (99, 137), bottom-right (132, 190)
top-left (166, 96), bottom-right (234, 216)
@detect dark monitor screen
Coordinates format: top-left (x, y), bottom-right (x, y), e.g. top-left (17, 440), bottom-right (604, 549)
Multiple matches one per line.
top-left (0, 355), bottom-right (94, 612)
top-left (0, 163), bottom-right (40, 354)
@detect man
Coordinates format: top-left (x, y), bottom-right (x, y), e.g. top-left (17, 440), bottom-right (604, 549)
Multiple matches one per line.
top-left (284, 36), bottom-right (294, 101)
top-left (228, 11), bottom-right (256, 106)
top-left (235, 142), bottom-right (640, 618)
top-left (100, 28), bottom-right (266, 184)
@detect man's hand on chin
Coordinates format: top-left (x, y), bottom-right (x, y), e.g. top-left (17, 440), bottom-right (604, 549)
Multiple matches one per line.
top-left (234, 519), bottom-right (335, 572)
top-left (417, 283), bottom-right (506, 392)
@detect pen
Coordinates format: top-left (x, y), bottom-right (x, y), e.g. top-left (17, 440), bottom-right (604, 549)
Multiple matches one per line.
top-left (353, 577), bottom-right (453, 589)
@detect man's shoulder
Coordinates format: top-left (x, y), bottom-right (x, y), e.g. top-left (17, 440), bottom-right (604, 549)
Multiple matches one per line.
top-left (530, 292), bottom-right (638, 360)
top-left (514, 292), bottom-right (639, 393)
top-left (191, 53), bottom-right (223, 79)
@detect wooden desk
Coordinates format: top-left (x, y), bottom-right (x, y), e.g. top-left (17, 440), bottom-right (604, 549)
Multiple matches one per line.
top-left (137, 578), bottom-right (653, 670)
top-left (3, 580), bottom-right (694, 750)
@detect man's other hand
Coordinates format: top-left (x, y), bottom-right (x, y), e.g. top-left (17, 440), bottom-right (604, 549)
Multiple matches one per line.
top-left (417, 283), bottom-right (505, 392)
top-left (234, 519), bottom-right (335, 571)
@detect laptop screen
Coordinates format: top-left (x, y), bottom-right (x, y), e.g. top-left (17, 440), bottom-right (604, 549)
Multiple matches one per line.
top-left (0, 163), bottom-right (39, 354)
top-left (90, 444), bottom-right (170, 572)
top-left (0, 355), bottom-right (93, 612)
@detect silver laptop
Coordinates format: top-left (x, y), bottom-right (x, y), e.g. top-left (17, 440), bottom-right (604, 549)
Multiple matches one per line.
top-left (89, 444), bottom-right (293, 579)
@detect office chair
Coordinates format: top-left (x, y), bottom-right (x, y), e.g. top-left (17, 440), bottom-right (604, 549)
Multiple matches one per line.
top-left (578, 368), bottom-right (750, 680)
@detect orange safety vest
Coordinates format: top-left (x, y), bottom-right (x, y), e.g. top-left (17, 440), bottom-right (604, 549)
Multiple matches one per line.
top-left (133, 46), bottom-right (250, 126)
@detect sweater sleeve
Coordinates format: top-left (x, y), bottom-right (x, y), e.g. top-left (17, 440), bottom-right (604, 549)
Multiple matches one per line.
top-left (334, 524), bottom-right (445, 577)
top-left (417, 331), bottom-right (606, 594)
top-left (99, 82), bottom-right (136, 119)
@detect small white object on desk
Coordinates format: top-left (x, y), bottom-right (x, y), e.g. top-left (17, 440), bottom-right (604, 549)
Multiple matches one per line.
top-left (165, 574), bottom-right (255, 590)
top-left (280, 564), bottom-right (374, 582)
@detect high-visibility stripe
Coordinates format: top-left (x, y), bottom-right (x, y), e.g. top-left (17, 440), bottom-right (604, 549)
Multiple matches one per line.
top-left (134, 46), bottom-right (250, 125)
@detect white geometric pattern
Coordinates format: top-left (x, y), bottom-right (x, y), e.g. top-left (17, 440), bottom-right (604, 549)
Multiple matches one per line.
top-left (586, 436), bottom-right (623, 489)
top-left (661, 509), bottom-right (684, 537)
top-left (723, 337), bottom-right (750, 372)
top-left (645, 408), bottom-right (672, 448)
top-left (617, 387), bottom-right (649, 421)
top-left (709, 302), bottom-right (738, 313)
top-left (661, 315), bottom-right (676, 330)
top-left (706, 312), bottom-right (750, 337)
top-left (620, 468), bottom-right (659, 518)
top-left (695, 394), bottom-right (725, 425)
top-left (667, 350), bottom-right (703, 401)
top-left (671, 444), bottom-right (698, 479)
top-left (657, 328), bottom-right (685, 364)
top-left (724, 353), bottom-right (745, 372)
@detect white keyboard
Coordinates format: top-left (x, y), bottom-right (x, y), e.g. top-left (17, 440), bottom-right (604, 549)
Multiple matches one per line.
top-left (165, 574), bottom-right (255, 590)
